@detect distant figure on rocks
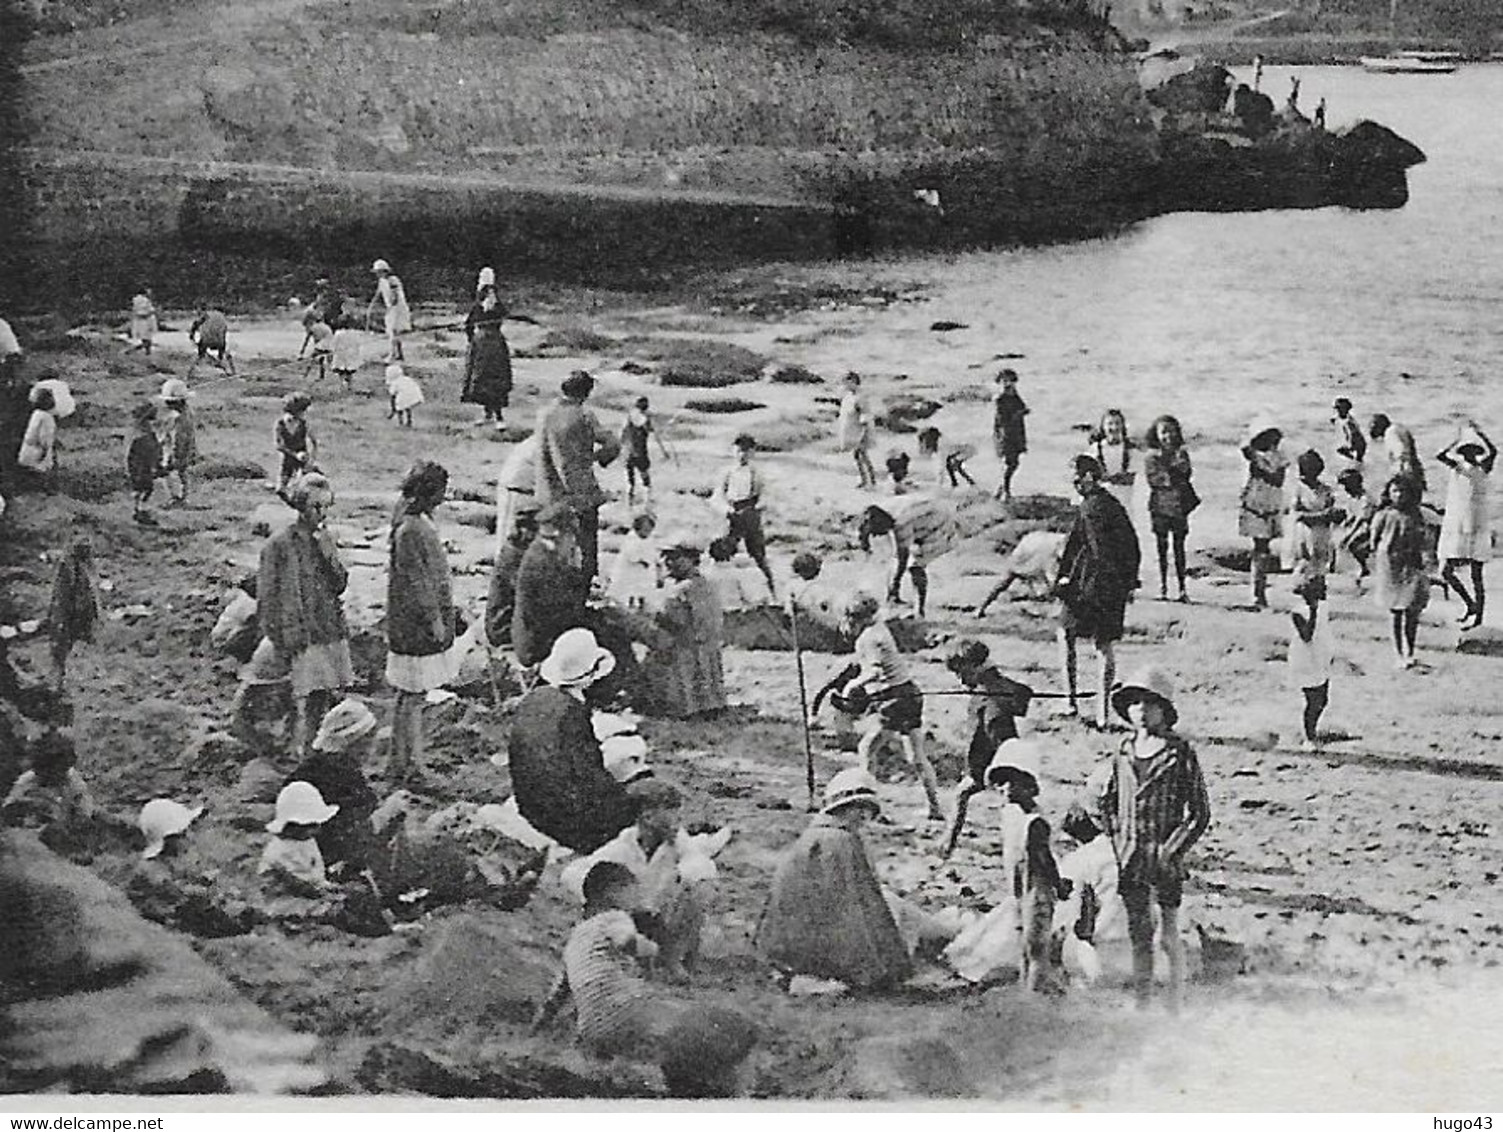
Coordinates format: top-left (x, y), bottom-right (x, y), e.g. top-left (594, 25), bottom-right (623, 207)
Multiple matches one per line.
top-left (188, 307), bottom-right (234, 375)
top-left (1437, 421), bottom-right (1497, 630)
top-left (1056, 455), bottom-right (1140, 728)
top-left (1370, 475), bottom-right (1431, 668)
top-left (461, 284), bottom-right (512, 430)
top-left (127, 288), bottom-right (157, 355)
top-left (837, 372), bottom-right (877, 491)
top-left (1238, 419), bottom-right (1288, 610)
top-left (256, 472), bottom-right (354, 758)
top-left (385, 461), bottom-right (456, 784)
top-left (536, 370), bottom-right (620, 582)
top-left (1142, 414), bottom-right (1196, 602)
top-left (1370, 413), bottom-right (1425, 495)
top-left (756, 769), bottom-right (913, 990)
top-left (368, 259), bottom-right (410, 363)
top-left (992, 369), bottom-right (1028, 502)
top-left (507, 629), bottom-right (641, 854)
top-left (1233, 83), bottom-right (1275, 137)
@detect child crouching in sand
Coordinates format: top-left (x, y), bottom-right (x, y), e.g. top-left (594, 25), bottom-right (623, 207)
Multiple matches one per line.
top-left (386, 363), bottom-right (423, 428)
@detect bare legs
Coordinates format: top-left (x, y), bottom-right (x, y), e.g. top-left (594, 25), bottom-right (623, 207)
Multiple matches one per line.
top-left (389, 689), bottom-right (426, 780)
top-left (1059, 629), bottom-right (1115, 727)
top-left (1442, 559), bottom-right (1485, 628)
top-left (1390, 608), bottom-right (1421, 666)
top-left (1155, 527), bottom-right (1188, 601)
top-left (1123, 890), bottom-right (1185, 1011)
top-left (1249, 537), bottom-right (1272, 608)
top-left (853, 447), bottom-right (876, 490)
top-left (856, 725), bottom-right (943, 822)
top-left (1301, 681), bottom-right (1328, 745)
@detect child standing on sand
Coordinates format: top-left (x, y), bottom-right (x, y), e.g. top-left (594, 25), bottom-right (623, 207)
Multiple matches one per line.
top-left (992, 369), bottom-right (1028, 502)
top-left (985, 739), bottom-right (1072, 993)
top-left (330, 323), bottom-right (362, 390)
top-left (838, 373), bottom-right (876, 490)
top-left (1370, 475), bottom-right (1431, 668)
top-left (1436, 420), bottom-right (1498, 630)
top-left (1239, 419), bottom-right (1288, 610)
top-left (127, 401), bottom-right (164, 525)
top-left (274, 393), bottom-right (317, 496)
top-left (1094, 669), bottom-right (1210, 1010)
top-left (620, 396), bottom-right (670, 507)
top-left (1336, 468), bottom-right (1375, 585)
top-left (302, 320), bottom-right (334, 384)
top-left (158, 379), bottom-right (197, 506)
top-left (127, 288), bottom-right (157, 356)
top-left (1289, 576), bottom-right (1333, 751)
top-left (1289, 449), bottom-right (1343, 594)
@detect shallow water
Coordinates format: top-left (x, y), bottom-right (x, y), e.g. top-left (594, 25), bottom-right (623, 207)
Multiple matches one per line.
top-left (752, 63), bottom-right (1503, 545)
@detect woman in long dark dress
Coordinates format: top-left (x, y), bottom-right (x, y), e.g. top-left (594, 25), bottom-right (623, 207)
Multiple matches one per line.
top-left (461, 285), bottom-right (513, 430)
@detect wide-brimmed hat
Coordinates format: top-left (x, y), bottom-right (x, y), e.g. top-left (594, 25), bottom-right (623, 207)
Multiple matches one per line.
top-left (158, 378), bottom-right (193, 402)
top-left (138, 798), bottom-right (204, 860)
top-left (1110, 667), bottom-right (1179, 727)
top-left (312, 697), bottom-right (377, 753)
top-left (658, 528), bottom-right (702, 556)
top-left (477, 266), bottom-right (496, 287)
top-left (266, 781), bottom-right (339, 833)
top-left (820, 767), bottom-right (881, 818)
top-left (985, 738), bottom-right (1042, 791)
top-left (539, 628), bottom-right (616, 688)
top-left (371, 259), bottom-right (391, 273)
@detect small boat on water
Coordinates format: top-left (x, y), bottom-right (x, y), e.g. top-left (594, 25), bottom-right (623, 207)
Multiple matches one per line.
top-left (1361, 50), bottom-right (1461, 73)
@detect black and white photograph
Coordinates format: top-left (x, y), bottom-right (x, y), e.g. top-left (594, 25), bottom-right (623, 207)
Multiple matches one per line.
top-left (2, 0), bottom-right (1502, 1111)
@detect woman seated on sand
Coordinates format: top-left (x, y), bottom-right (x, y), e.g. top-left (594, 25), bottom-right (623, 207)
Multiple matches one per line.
top-left (755, 768), bottom-right (915, 991)
top-left (643, 532), bottom-right (726, 719)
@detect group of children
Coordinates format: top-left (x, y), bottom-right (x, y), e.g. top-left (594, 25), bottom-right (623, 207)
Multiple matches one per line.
top-left (126, 378), bottom-right (198, 524)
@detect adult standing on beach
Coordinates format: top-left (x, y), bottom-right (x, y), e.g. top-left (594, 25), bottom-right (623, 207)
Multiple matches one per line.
top-left (256, 472), bottom-right (355, 758)
top-left (1056, 455), bottom-right (1139, 728)
top-left (385, 461), bottom-right (456, 783)
top-left (1436, 421), bottom-right (1497, 630)
top-left (837, 372), bottom-right (876, 491)
top-left (536, 371), bottom-right (620, 583)
top-left (992, 369), bottom-right (1028, 502)
top-left (1238, 419), bottom-right (1288, 610)
top-left (1142, 414), bottom-right (1196, 603)
top-left (368, 260), bottom-right (411, 363)
top-left (1370, 413), bottom-right (1425, 496)
top-left (460, 284), bottom-right (512, 430)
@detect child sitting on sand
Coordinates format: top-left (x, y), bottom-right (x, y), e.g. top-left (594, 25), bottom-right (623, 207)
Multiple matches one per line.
top-left (534, 860), bottom-right (758, 1097)
top-left (128, 798), bottom-right (257, 938)
top-left (386, 362), bottom-right (423, 428)
top-left (258, 781), bottom-right (338, 897)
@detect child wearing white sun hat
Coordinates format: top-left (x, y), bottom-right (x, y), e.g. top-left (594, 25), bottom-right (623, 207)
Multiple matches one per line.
top-left (258, 781), bottom-right (339, 896)
top-left (138, 797), bottom-right (205, 860)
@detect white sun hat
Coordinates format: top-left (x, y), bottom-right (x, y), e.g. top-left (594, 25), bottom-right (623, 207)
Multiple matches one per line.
top-left (477, 266), bottom-right (496, 288)
top-left (985, 737), bottom-right (1043, 791)
top-left (266, 781), bottom-right (339, 833)
top-left (592, 711), bottom-right (640, 742)
top-left (138, 798), bottom-right (205, 860)
top-left (820, 767), bottom-right (882, 818)
top-left (158, 377), bottom-right (194, 401)
top-left (602, 733), bottom-right (651, 784)
top-left (312, 698), bottom-right (378, 753)
top-left (371, 259), bottom-right (391, 273)
top-left (539, 628), bottom-right (616, 689)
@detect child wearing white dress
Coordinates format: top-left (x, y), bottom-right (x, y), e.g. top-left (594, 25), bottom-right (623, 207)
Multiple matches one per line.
top-left (1437, 421), bottom-right (1498, 630)
top-left (607, 512), bottom-right (662, 610)
top-left (385, 363), bottom-right (423, 428)
top-left (330, 327), bottom-right (363, 389)
top-left (1090, 409), bottom-right (1138, 513)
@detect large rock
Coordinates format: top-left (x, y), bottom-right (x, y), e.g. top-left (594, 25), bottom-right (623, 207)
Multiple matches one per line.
top-left (0, 831), bottom-right (325, 1094)
top-left (356, 1041), bottom-right (657, 1099)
